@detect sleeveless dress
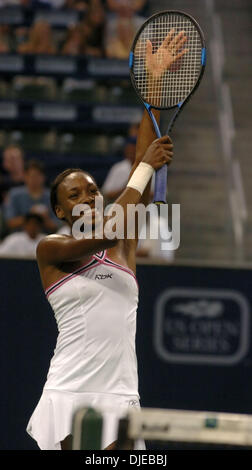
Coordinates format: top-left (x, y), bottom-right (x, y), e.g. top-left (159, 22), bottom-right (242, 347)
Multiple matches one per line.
top-left (26, 250), bottom-right (145, 450)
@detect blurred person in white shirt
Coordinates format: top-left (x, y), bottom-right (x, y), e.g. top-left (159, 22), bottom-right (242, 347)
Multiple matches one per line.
top-left (102, 135), bottom-right (139, 203)
top-left (0, 213), bottom-right (45, 258)
top-left (137, 210), bottom-right (175, 262)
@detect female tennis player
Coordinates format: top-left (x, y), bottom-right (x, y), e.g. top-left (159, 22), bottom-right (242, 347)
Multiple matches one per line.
top-left (26, 30), bottom-right (186, 451)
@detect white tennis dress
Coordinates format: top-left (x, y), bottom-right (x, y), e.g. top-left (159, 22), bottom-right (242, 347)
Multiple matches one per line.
top-left (26, 250), bottom-right (145, 450)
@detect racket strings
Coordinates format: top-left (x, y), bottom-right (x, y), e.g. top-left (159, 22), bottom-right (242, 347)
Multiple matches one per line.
top-left (133, 14), bottom-right (202, 108)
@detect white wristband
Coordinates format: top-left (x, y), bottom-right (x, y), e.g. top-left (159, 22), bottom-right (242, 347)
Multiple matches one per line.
top-left (127, 162), bottom-right (154, 196)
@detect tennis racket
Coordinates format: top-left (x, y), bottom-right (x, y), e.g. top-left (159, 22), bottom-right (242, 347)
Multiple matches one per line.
top-left (129, 10), bottom-right (206, 204)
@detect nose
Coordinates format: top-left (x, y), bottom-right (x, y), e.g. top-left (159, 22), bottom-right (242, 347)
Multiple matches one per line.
top-left (81, 196), bottom-right (95, 207)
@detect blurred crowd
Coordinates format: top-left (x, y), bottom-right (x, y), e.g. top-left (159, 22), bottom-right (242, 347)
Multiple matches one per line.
top-left (0, 144), bottom-right (60, 257)
top-left (0, 0), bottom-right (148, 58)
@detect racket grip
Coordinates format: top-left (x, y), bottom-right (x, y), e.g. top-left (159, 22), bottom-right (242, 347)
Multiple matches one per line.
top-left (154, 165), bottom-right (167, 204)
top-left (144, 104), bottom-right (167, 204)
top-left (154, 105), bottom-right (182, 204)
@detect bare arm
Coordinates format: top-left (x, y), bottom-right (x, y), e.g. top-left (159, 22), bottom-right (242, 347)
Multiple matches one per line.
top-left (128, 108), bottom-right (162, 208)
top-left (37, 186), bottom-right (140, 265)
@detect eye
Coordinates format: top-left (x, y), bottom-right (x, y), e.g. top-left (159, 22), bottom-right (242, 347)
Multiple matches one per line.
top-left (90, 188), bottom-right (98, 194)
top-left (69, 193), bottom-right (78, 199)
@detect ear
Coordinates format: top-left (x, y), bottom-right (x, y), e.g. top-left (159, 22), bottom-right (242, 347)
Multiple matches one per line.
top-left (55, 205), bottom-right (65, 220)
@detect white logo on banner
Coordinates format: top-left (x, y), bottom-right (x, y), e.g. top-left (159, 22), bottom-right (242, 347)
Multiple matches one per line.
top-left (154, 288), bottom-right (250, 365)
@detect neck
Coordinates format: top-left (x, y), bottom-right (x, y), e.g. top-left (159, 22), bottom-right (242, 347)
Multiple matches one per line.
top-left (28, 187), bottom-right (43, 198)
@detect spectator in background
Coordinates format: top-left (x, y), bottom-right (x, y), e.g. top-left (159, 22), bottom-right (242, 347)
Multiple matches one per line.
top-left (81, 0), bottom-right (105, 56)
top-left (61, 0), bottom-right (104, 56)
top-left (105, 15), bottom-right (134, 59)
top-left (0, 25), bottom-right (12, 53)
top-left (4, 159), bottom-right (59, 233)
top-left (106, 0), bottom-right (147, 16)
top-left (61, 24), bottom-right (83, 55)
top-left (0, 213), bottom-right (45, 258)
top-left (137, 210), bottom-right (175, 262)
top-left (102, 135), bottom-right (138, 203)
top-left (14, 26), bottom-right (29, 51)
top-left (0, 144), bottom-right (25, 204)
top-left (65, 0), bottom-right (89, 11)
top-left (104, 2), bottom-right (144, 59)
top-left (17, 21), bottom-right (56, 54)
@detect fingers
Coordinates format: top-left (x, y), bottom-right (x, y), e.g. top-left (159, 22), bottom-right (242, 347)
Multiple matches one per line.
top-left (156, 150), bottom-right (173, 169)
top-left (169, 30), bottom-right (186, 49)
top-left (162, 29), bottom-right (187, 49)
top-left (174, 48), bottom-right (189, 62)
top-left (162, 28), bottom-right (175, 48)
top-left (143, 135), bottom-right (173, 169)
top-left (156, 137), bottom-right (173, 167)
top-left (162, 144), bottom-right (173, 151)
top-left (163, 148), bottom-right (173, 158)
top-left (175, 35), bottom-right (187, 52)
top-left (154, 135), bottom-right (173, 145)
top-left (146, 39), bottom-right (153, 58)
top-left (164, 153), bottom-right (173, 165)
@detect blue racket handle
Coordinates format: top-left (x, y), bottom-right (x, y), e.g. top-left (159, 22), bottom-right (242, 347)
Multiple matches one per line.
top-left (145, 103), bottom-right (167, 204)
top-left (154, 165), bottom-right (168, 204)
top-left (154, 105), bottom-right (182, 203)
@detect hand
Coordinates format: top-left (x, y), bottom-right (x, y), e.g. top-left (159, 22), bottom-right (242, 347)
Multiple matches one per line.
top-left (146, 29), bottom-right (188, 80)
top-left (142, 135), bottom-right (173, 170)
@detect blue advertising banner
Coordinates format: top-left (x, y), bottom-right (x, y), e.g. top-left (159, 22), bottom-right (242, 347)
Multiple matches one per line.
top-left (0, 260), bottom-right (252, 449)
top-left (136, 264), bottom-right (252, 414)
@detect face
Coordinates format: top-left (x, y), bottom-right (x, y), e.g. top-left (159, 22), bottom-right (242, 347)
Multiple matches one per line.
top-left (124, 142), bottom-right (136, 164)
top-left (24, 168), bottom-right (45, 192)
top-left (33, 21), bottom-right (51, 41)
top-left (24, 219), bottom-right (42, 239)
top-left (3, 147), bottom-right (24, 173)
top-left (55, 172), bottom-right (102, 227)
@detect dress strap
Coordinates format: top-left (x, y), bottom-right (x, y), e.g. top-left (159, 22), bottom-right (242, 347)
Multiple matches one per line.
top-left (93, 250), bottom-right (106, 261)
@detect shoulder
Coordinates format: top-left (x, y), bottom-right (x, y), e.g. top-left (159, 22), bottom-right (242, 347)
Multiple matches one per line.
top-left (114, 159), bottom-right (131, 171)
top-left (103, 160), bottom-right (131, 189)
top-left (37, 233), bottom-right (69, 248)
top-left (1, 232), bottom-right (22, 243)
top-left (37, 234), bottom-right (69, 257)
top-left (8, 185), bottom-right (27, 197)
top-left (108, 159), bottom-right (130, 175)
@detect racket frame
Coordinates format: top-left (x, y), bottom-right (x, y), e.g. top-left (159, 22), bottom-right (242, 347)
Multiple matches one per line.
top-left (129, 10), bottom-right (207, 203)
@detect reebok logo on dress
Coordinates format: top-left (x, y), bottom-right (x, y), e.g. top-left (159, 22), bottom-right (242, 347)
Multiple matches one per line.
top-left (95, 273), bottom-right (113, 280)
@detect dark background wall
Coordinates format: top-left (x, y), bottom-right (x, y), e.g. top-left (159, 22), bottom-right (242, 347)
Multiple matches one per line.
top-left (1, 259), bottom-right (252, 450)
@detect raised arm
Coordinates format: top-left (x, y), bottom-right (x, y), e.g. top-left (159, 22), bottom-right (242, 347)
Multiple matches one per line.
top-left (128, 28), bottom-right (187, 207)
top-left (129, 108), bottom-right (164, 208)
